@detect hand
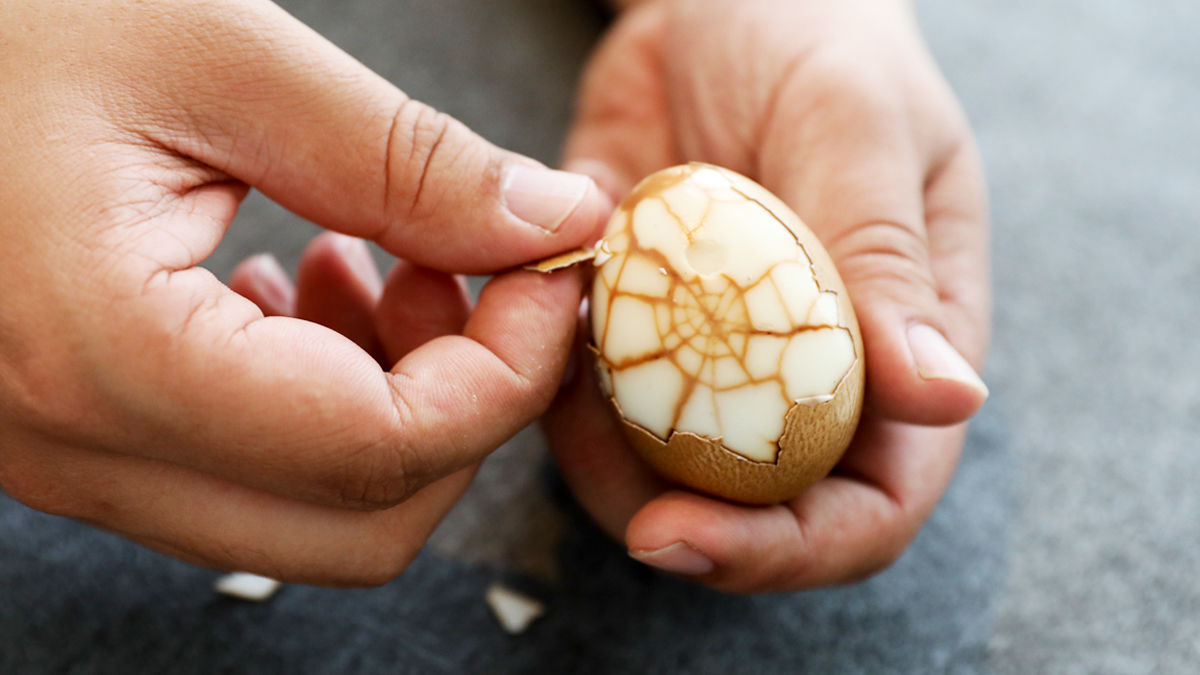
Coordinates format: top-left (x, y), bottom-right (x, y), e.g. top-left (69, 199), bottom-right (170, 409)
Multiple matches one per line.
top-left (0, 0), bottom-right (608, 585)
top-left (543, 0), bottom-right (990, 592)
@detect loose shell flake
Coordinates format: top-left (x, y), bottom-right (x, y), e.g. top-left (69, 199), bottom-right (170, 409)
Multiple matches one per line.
top-left (591, 164), bottom-right (860, 474)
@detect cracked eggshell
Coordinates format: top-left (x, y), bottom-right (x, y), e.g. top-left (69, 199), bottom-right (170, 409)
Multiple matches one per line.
top-left (590, 163), bottom-right (864, 505)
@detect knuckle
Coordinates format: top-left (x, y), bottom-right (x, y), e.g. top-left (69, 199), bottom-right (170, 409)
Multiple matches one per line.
top-left (771, 515), bottom-right (819, 591)
top-left (826, 221), bottom-right (938, 301)
top-left (773, 505), bottom-right (912, 591)
top-left (504, 357), bottom-right (551, 413)
top-left (827, 219), bottom-right (928, 263)
top-left (802, 51), bottom-right (899, 122)
top-left (526, 363), bottom-right (563, 414)
top-left (332, 437), bottom-right (427, 511)
top-left (385, 98), bottom-right (458, 224)
top-left (0, 325), bottom-right (99, 442)
top-left (0, 375), bottom-right (101, 457)
top-left (327, 372), bottom-right (442, 511)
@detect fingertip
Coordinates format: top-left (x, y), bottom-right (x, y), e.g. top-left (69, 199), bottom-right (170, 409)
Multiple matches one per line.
top-left (381, 160), bottom-right (614, 274)
top-left (624, 492), bottom-right (719, 576)
top-left (907, 322), bottom-right (989, 403)
top-left (229, 253), bottom-right (294, 316)
top-left (298, 233), bottom-right (383, 298)
top-left (458, 265), bottom-right (587, 410)
top-left (500, 165), bottom-right (588, 232)
top-left (624, 491), bottom-right (798, 591)
top-left (625, 490), bottom-right (716, 542)
top-left (628, 541), bottom-right (715, 577)
top-left (549, 170), bottom-right (617, 246)
top-left (293, 233), bottom-right (384, 358)
top-left (485, 262), bottom-right (587, 311)
top-left (865, 320), bottom-right (988, 426)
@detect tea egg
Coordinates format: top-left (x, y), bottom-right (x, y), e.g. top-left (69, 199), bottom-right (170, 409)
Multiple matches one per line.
top-left (589, 163), bottom-right (864, 504)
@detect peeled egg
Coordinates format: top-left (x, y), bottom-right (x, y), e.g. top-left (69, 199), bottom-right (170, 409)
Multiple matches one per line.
top-left (590, 163), bottom-right (864, 504)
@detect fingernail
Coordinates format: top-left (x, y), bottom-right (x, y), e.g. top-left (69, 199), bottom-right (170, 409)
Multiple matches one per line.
top-left (332, 234), bottom-right (382, 295)
top-left (629, 541), bottom-right (714, 576)
top-left (247, 253), bottom-right (294, 311)
top-left (501, 164), bottom-right (592, 233)
top-left (908, 324), bottom-right (989, 397)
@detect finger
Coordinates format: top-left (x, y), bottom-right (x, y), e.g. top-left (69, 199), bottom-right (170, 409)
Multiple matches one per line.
top-left (228, 253), bottom-right (296, 316)
top-left (542, 312), bottom-right (669, 540)
top-left (382, 268), bottom-right (584, 474)
top-left (759, 80), bottom-right (987, 426)
top-left (374, 262), bottom-right (470, 363)
top-left (89, 264), bottom-right (583, 511)
top-left (118, 0), bottom-right (609, 272)
top-left (624, 419), bottom-right (965, 593)
top-left (230, 236), bottom-right (393, 363)
top-left (1, 431), bottom-right (474, 586)
top-left (924, 141), bottom-right (991, 368)
top-left (561, 2), bottom-right (676, 199)
top-left (294, 233), bottom-right (385, 360)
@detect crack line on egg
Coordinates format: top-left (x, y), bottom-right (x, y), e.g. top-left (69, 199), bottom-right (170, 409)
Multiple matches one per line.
top-left (593, 165), bottom-right (858, 463)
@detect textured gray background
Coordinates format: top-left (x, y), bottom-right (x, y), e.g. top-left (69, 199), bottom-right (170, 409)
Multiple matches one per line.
top-left (1, 0), bottom-right (1197, 673)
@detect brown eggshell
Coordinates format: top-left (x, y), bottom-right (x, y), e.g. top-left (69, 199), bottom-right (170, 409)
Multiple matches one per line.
top-left (614, 357), bottom-right (863, 505)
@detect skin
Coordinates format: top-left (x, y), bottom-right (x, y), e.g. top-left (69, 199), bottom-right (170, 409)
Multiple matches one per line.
top-left (4, 0), bottom-right (990, 593)
top-left (0, 0), bottom-right (610, 585)
top-left (541, 0), bottom-right (992, 592)
top-left (265, 0), bottom-right (990, 594)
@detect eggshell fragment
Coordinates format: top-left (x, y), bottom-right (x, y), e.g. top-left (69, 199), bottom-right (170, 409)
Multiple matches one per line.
top-left (590, 163), bottom-right (864, 504)
top-left (214, 572), bottom-right (283, 602)
top-left (485, 583), bottom-right (545, 635)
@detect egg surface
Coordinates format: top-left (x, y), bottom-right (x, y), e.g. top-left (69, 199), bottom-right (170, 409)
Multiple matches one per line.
top-left (590, 163), bottom-right (864, 504)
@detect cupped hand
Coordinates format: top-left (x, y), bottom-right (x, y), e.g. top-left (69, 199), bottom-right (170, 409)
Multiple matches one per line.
top-left (543, 0), bottom-right (991, 592)
top-left (0, 0), bottom-right (608, 585)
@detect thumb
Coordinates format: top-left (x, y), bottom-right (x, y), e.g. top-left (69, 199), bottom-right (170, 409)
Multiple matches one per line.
top-left (128, 0), bottom-right (610, 274)
top-left (761, 116), bottom-right (988, 427)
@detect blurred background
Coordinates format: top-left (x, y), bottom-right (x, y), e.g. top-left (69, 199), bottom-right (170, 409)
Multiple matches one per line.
top-left (1, 1), bottom-right (1196, 672)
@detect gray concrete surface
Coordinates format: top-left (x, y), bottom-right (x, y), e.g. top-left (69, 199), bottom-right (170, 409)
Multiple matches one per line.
top-left (1, 1), bottom-right (1196, 672)
top-left (934, 2), bottom-right (1200, 672)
